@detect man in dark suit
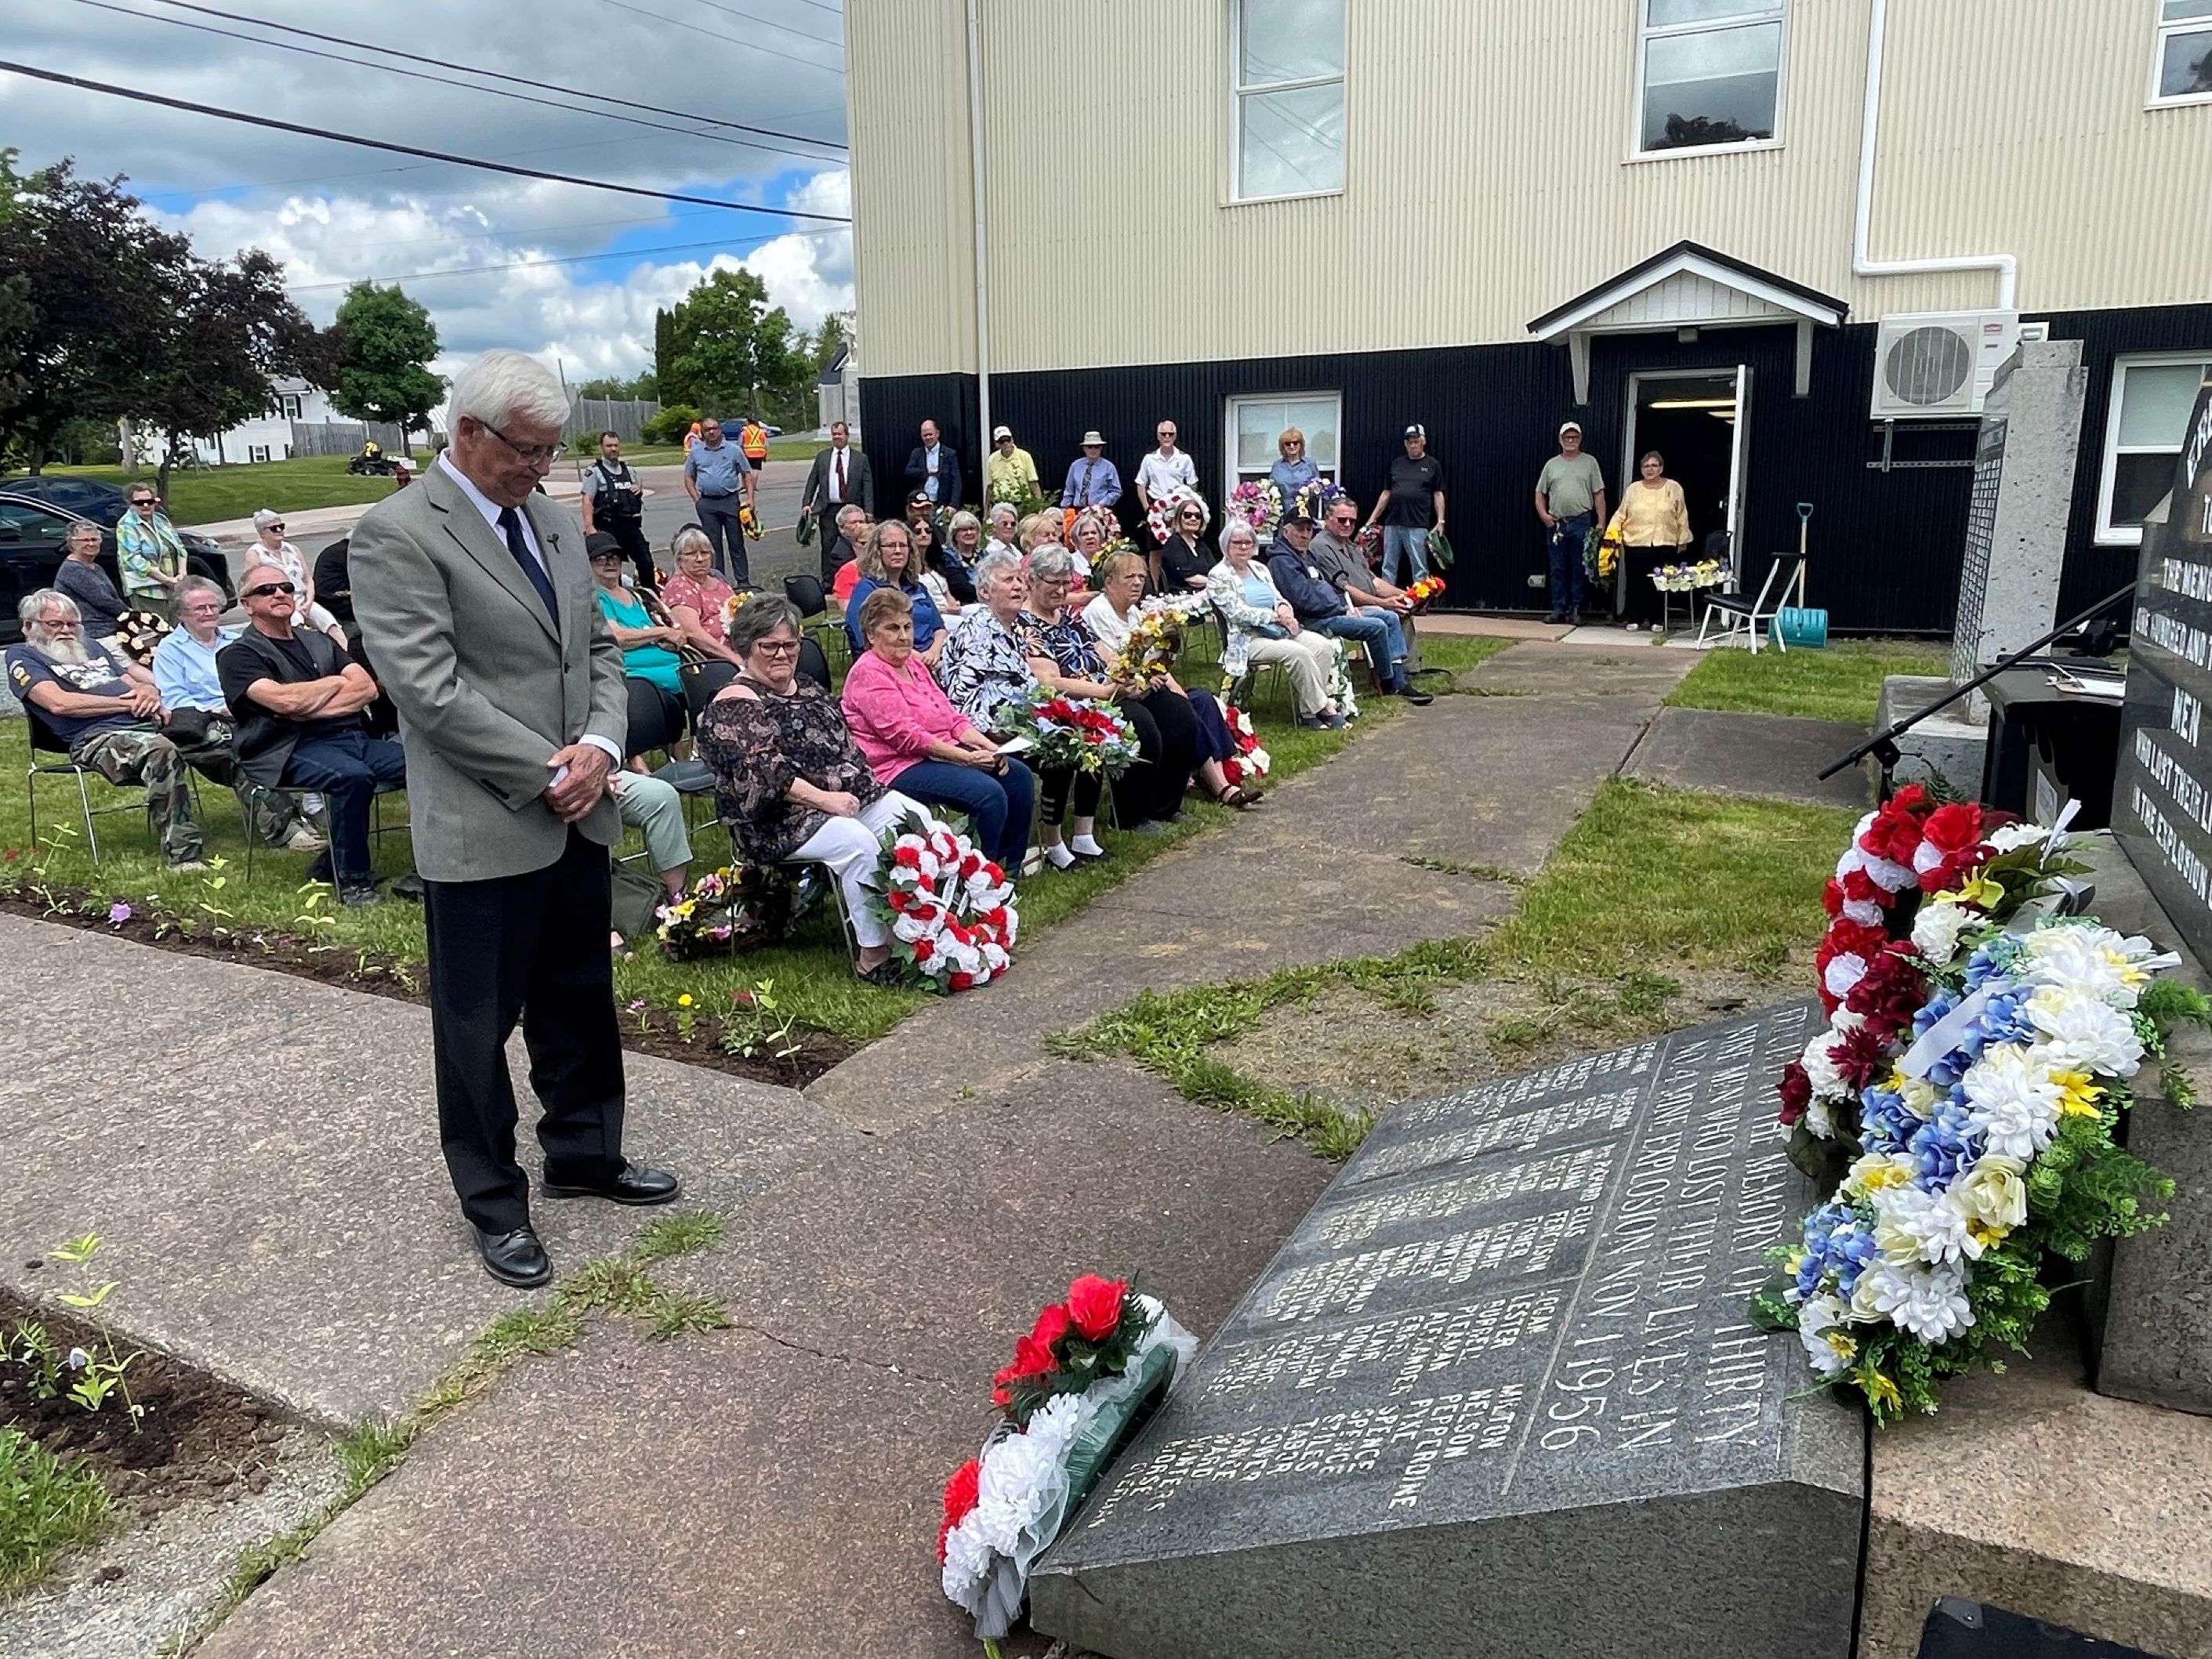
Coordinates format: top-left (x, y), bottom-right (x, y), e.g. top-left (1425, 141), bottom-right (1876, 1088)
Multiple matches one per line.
top-left (350, 350), bottom-right (678, 1289)
top-left (798, 419), bottom-right (872, 552)
top-left (216, 559), bottom-right (408, 904)
top-left (902, 418), bottom-right (962, 514)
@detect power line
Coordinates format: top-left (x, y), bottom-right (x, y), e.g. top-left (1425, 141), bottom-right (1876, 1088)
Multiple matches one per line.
top-left (284, 225), bottom-right (847, 292)
top-left (138, 0), bottom-right (845, 154)
top-left (592, 0), bottom-right (844, 78)
top-left (71, 0), bottom-right (841, 168)
top-left (0, 60), bottom-right (852, 222)
top-left (679, 0), bottom-right (845, 58)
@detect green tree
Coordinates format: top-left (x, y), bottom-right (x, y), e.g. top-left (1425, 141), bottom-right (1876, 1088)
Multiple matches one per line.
top-left (329, 281), bottom-right (444, 445)
top-left (576, 369), bottom-right (658, 401)
top-left (658, 268), bottom-right (808, 425)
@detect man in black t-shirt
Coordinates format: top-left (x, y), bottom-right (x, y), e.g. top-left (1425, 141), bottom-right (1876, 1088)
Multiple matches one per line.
top-left (579, 429), bottom-right (652, 589)
top-left (1365, 424), bottom-right (1446, 585)
top-left (217, 560), bottom-right (407, 906)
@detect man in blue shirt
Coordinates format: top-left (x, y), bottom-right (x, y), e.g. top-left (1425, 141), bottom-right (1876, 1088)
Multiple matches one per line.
top-left (682, 415), bottom-right (755, 585)
top-left (1059, 429), bottom-right (1123, 512)
top-left (152, 575), bottom-right (325, 850)
top-left (1267, 513), bottom-right (1431, 704)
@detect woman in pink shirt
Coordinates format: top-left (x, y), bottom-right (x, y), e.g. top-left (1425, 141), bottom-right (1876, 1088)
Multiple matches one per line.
top-left (840, 586), bottom-right (1035, 874)
top-left (660, 525), bottom-right (741, 663)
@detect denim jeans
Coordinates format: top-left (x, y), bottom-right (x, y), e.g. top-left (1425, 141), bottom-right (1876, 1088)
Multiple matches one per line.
top-left (893, 758), bottom-right (1036, 871)
top-left (281, 728), bottom-right (407, 882)
top-left (1320, 609), bottom-right (1405, 680)
top-left (1547, 514), bottom-right (1591, 617)
top-left (1381, 524), bottom-right (1430, 585)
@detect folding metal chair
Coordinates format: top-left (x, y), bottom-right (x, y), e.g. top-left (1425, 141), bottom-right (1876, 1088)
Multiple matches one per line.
top-left (783, 573), bottom-right (849, 668)
top-left (24, 705), bottom-right (151, 862)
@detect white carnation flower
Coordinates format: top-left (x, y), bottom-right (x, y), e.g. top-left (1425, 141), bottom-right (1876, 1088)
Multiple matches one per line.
top-left (1842, 897), bottom-right (1884, 926)
top-left (1910, 900), bottom-right (1974, 969)
top-left (2025, 987), bottom-right (2144, 1078)
top-left (970, 1416), bottom-right (1076, 1556)
top-left (1859, 1258), bottom-right (1976, 1344)
top-left (941, 1516), bottom-right (995, 1599)
top-left (1987, 821), bottom-right (2051, 852)
top-left (1873, 1183), bottom-right (1977, 1265)
top-left (1822, 952), bottom-right (1869, 1003)
top-left (1839, 843), bottom-right (1918, 895)
top-left (1805, 1096), bottom-right (1835, 1139)
top-left (1912, 840), bottom-right (1947, 877)
top-left (1800, 1035), bottom-right (1853, 1103)
top-left (1962, 1044), bottom-right (2063, 1160)
top-left (2022, 926), bottom-right (2174, 1011)
top-left (1797, 1293), bottom-right (1857, 1378)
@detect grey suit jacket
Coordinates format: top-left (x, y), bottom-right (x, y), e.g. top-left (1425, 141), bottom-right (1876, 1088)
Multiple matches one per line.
top-left (800, 444), bottom-right (873, 519)
top-left (349, 465), bottom-right (628, 882)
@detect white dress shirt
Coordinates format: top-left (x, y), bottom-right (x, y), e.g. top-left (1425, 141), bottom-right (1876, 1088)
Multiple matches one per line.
top-left (436, 451), bottom-right (622, 766)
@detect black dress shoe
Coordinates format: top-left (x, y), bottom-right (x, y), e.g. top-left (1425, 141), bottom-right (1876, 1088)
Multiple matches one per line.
top-left (1394, 686), bottom-right (1435, 705)
top-left (473, 1224), bottom-right (553, 1288)
top-left (541, 1163), bottom-right (681, 1206)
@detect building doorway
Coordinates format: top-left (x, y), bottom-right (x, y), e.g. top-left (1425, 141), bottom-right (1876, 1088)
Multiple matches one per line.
top-left (1621, 367), bottom-right (1749, 618)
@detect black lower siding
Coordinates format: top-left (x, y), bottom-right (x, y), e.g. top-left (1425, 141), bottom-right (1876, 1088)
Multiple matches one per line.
top-left (858, 302), bottom-right (2212, 636)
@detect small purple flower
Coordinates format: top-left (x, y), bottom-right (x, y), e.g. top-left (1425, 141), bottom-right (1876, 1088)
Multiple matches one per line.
top-left (626, 998), bottom-right (647, 1012)
top-left (107, 901), bottom-right (132, 926)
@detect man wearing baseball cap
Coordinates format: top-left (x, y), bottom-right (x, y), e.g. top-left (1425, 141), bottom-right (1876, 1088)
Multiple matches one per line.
top-left (1365, 423), bottom-right (1445, 585)
top-left (1535, 421), bottom-right (1608, 625)
top-left (1059, 429), bottom-right (1122, 511)
top-left (985, 423), bottom-right (1039, 509)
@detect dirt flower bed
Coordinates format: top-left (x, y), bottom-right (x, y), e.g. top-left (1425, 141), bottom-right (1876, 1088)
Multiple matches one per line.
top-left (0, 885), bottom-right (852, 1088)
top-left (0, 1287), bottom-right (285, 1522)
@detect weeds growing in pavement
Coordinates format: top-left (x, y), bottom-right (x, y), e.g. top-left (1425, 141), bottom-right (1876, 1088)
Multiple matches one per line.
top-left (629, 1209), bottom-right (728, 1262)
top-left (0, 1427), bottom-right (112, 1597)
top-left (640, 1291), bottom-right (732, 1342)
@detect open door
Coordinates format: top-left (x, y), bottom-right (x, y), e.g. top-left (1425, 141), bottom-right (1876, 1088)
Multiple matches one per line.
top-left (1725, 363), bottom-right (1752, 581)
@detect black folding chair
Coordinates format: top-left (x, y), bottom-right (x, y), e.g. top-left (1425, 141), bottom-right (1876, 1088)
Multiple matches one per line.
top-left (23, 705), bottom-right (154, 862)
top-left (1699, 551), bottom-right (1805, 654)
top-left (796, 636), bottom-right (832, 692)
top-left (680, 657), bottom-right (738, 724)
top-left (784, 573), bottom-right (849, 667)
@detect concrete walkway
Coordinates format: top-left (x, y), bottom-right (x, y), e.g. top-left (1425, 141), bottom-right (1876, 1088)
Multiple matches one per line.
top-left (1624, 705), bottom-right (1874, 810)
top-left (6, 643), bottom-right (1693, 1657)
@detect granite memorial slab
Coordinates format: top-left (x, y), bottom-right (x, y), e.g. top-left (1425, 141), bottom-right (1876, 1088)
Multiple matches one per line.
top-left (1031, 1002), bottom-right (1867, 1659)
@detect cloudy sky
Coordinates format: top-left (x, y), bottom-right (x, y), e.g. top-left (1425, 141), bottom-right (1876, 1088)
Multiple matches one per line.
top-left (2, 0), bottom-right (852, 380)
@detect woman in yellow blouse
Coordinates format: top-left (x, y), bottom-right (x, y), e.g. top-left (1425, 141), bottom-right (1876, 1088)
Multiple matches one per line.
top-left (1602, 451), bottom-right (1692, 628)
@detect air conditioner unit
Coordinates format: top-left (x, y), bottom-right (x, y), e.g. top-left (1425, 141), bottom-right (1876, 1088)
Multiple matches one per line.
top-left (1868, 311), bottom-right (2022, 419)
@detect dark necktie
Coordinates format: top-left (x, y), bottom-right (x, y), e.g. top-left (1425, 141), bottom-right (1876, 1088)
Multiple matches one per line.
top-left (1080, 460), bottom-right (1095, 502)
top-left (834, 448), bottom-right (847, 499)
top-left (498, 505), bottom-right (559, 622)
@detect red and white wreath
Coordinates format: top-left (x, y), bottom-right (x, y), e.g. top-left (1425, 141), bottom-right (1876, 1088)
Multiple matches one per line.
top-left (871, 813), bottom-right (1020, 992)
top-left (1220, 703), bottom-right (1272, 791)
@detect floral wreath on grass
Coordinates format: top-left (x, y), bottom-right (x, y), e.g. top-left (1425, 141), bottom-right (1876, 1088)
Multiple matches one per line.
top-left (654, 863), bottom-right (794, 960)
top-left (1145, 486), bottom-right (1208, 545)
top-left (1759, 789), bottom-right (2210, 1423)
top-left (937, 1274), bottom-right (1197, 1645)
top-left (867, 811), bottom-right (1018, 993)
top-left (1220, 703), bottom-right (1271, 791)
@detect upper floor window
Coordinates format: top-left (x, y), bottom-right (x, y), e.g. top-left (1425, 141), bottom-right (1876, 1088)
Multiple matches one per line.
top-left (2097, 353), bottom-right (2212, 545)
top-left (279, 393), bottom-right (303, 421)
top-left (1637, 0), bottom-right (1788, 156)
top-left (1232, 0), bottom-right (1346, 201)
top-left (2154, 0), bottom-right (2212, 103)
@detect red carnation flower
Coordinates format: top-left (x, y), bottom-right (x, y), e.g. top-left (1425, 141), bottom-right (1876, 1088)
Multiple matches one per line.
top-left (913, 936), bottom-right (935, 962)
top-left (1821, 878), bottom-right (1846, 918)
top-left (1009, 1330), bottom-right (1057, 1379)
top-left (1031, 1302), bottom-right (1072, 1351)
top-left (1066, 1273), bottom-right (1127, 1341)
top-left (1862, 787), bottom-right (1932, 866)
top-left (937, 1458), bottom-right (983, 1562)
top-left (949, 970), bottom-right (975, 991)
top-left (1776, 1060), bottom-right (1811, 1126)
top-left (1829, 1023), bottom-right (1894, 1091)
top-left (1917, 846), bottom-right (1990, 895)
top-left (894, 845), bottom-right (923, 868)
top-left (1840, 867), bottom-right (1884, 907)
top-left (1822, 918), bottom-right (1889, 964)
top-left (1920, 802), bottom-right (1984, 857)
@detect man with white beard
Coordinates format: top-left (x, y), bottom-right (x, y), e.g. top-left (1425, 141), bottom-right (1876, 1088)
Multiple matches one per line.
top-left (7, 589), bottom-right (207, 868)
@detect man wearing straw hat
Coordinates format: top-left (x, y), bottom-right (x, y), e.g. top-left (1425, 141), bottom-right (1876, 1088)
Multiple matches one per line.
top-left (1059, 429), bottom-right (1122, 512)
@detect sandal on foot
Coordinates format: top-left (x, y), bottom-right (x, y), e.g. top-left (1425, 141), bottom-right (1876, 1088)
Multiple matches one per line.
top-left (1210, 784), bottom-right (1256, 810)
top-left (858, 961), bottom-right (905, 986)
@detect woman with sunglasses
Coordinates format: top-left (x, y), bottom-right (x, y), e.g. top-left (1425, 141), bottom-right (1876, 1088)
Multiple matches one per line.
top-left (1268, 428), bottom-right (1319, 502)
top-left (251, 508), bottom-right (346, 645)
top-left (1153, 492), bottom-right (1217, 596)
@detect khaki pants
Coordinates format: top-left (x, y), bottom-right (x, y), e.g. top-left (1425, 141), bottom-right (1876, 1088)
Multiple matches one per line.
top-left (1246, 633), bottom-right (1339, 717)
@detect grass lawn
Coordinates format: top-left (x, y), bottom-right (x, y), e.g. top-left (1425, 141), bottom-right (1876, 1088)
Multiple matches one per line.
top-left (1665, 637), bottom-right (1949, 725)
top-left (40, 455), bottom-right (432, 528)
top-left (607, 438), bottom-right (823, 469)
top-left (0, 632), bottom-right (1511, 1048)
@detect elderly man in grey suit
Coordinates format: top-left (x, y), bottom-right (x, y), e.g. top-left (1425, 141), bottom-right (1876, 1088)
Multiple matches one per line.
top-left (351, 350), bottom-right (678, 1289)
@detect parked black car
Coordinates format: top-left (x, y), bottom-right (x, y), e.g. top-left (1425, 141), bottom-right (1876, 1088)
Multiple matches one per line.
top-left (0, 474), bottom-right (226, 565)
top-left (0, 491), bottom-right (235, 644)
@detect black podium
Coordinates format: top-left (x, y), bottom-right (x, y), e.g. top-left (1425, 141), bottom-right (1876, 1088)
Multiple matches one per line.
top-left (1979, 664), bottom-right (2125, 828)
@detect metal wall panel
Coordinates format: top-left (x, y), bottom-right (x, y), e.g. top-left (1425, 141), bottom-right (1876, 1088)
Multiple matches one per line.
top-left (850, 0), bottom-right (2212, 378)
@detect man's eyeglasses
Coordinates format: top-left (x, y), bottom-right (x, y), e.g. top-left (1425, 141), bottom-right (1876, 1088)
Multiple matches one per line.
top-left (480, 421), bottom-right (562, 465)
top-left (38, 614), bottom-right (78, 631)
top-left (244, 581), bottom-right (298, 598)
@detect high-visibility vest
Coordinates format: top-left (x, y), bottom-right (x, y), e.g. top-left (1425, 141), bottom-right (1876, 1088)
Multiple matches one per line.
top-left (740, 422), bottom-right (769, 462)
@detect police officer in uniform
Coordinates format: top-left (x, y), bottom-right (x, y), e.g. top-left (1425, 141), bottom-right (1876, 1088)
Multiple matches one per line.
top-left (579, 429), bottom-right (652, 589)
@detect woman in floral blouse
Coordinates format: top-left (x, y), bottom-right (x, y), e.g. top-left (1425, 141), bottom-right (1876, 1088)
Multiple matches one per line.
top-left (694, 595), bottom-right (927, 983)
top-left (937, 547), bottom-right (1104, 872)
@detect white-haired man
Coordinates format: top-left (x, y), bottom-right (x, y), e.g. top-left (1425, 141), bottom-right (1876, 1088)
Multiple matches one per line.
top-left (350, 349), bottom-right (677, 1290)
top-left (5, 589), bottom-right (205, 868)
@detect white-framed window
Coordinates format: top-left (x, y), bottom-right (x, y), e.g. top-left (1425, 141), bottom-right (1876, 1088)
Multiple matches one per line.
top-left (2153, 0), bottom-right (2212, 103)
top-left (279, 394), bottom-right (303, 420)
top-left (1231, 0), bottom-right (1346, 202)
top-left (1635, 0), bottom-right (1788, 157)
top-left (2096, 353), bottom-right (2212, 545)
top-left (1226, 393), bottom-right (1341, 524)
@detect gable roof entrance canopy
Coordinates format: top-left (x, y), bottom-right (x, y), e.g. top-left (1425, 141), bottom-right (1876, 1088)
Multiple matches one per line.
top-left (1528, 241), bottom-right (1849, 404)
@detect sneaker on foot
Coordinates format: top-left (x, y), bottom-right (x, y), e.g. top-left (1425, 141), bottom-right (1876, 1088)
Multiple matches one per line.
top-left (280, 822), bottom-right (328, 851)
top-left (339, 881), bottom-right (383, 907)
top-left (167, 857), bottom-right (209, 874)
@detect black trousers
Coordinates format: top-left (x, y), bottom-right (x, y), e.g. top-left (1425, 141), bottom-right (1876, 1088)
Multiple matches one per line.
top-left (424, 827), bottom-right (627, 1233)
top-left (1113, 689), bottom-right (1198, 824)
top-left (600, 516), bottom-right (653, 589)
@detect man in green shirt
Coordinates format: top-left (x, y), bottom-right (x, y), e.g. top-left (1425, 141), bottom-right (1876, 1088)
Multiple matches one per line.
top-left (1534, 422), bottom-right (1608, 624)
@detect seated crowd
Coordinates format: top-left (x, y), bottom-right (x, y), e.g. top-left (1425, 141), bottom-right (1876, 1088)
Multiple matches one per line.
top-left (7, 468), bottom-right (1423, 983)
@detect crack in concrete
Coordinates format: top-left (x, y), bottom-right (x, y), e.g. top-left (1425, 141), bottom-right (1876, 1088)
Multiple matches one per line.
top-left (721, 1316), bottom-right (962, 1390)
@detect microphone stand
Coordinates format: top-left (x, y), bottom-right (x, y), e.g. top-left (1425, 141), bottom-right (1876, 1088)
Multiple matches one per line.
top-left (1819, 581), bottom-right (2138, 799)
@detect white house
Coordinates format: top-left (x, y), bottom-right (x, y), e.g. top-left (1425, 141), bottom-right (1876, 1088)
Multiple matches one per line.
top-left (178, 378), bottom-right (343, 466)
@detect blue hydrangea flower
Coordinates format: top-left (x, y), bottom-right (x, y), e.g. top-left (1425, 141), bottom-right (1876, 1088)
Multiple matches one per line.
top-left (1860, 1086), bottom-right (1919, 1154)
top-left (1909, 1100), bottom-right (1982, 1191)
top-left (1975, 985), bottom-right (2036, 1048)
top-left (1962, 937), bottom-right (2025, 994)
